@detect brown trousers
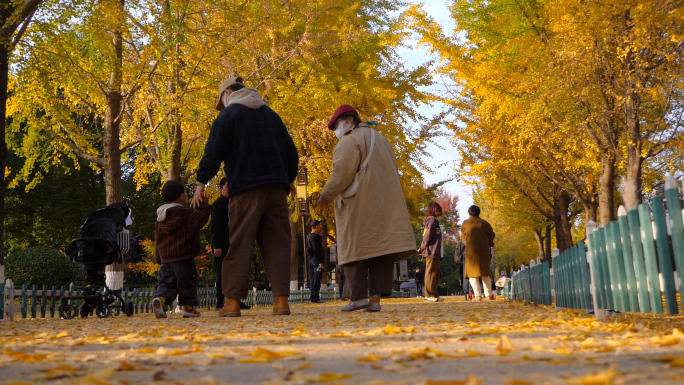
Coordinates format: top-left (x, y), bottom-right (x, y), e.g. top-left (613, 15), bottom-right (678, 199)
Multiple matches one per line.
top-left (222, 184), bottom-right (291, 299)
top-left (424, 257), bottom-right (440, 298)
top-left (342, 254), bottom-right (396, 301)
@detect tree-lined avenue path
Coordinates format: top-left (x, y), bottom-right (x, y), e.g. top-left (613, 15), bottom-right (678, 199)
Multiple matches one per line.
top-left (2, 297), bottom-right (684, 384)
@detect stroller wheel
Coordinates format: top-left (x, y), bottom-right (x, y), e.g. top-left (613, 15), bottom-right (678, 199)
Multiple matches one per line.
top-left (95, 304), bottom-right (111, 318)
top-left (60, 305), bottom-right (76, 320)
top-left (124, 301), bottom-right (134, 317)
top-left (79, 303), bottom-right (91, 318)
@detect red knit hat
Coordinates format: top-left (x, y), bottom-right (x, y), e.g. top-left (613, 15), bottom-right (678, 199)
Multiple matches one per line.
top-left (327, 105), bottom-right (357, 130)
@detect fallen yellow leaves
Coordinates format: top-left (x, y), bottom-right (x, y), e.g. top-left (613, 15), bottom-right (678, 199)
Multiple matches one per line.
top-left (3, 297), bottom-right (684, 384)
top-left (284, 372), bottom-right (352, 382)
top-left (238, 347), bottom-right (301, 363)
top-left (565, 364), bottom-right (617, 385)
top-left (496, 335), bottom-right (514, 355)
top-left (3, 349), bottom-right (46, 363)
top-left (423, 375), bottom-right (483, 385)
top-left (31, 364), bottom-right (81, 380)
top-left (357, 353), bottom-right (382, 362)
top-left (649, 328), bottom-right (684, 346)
top-left (132, 348), bottom-right (156, 354)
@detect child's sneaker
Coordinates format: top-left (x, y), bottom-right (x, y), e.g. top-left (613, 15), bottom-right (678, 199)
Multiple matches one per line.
top-left (182, 307), bottom-right (200, 318)
top-left (152, 297), bottom-right (167, 319)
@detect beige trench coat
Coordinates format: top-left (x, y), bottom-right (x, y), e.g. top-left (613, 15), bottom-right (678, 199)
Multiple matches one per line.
top-left (461, 216), bottom-right (495, 279)
top-left (320, 123), bottom-right (415, 265)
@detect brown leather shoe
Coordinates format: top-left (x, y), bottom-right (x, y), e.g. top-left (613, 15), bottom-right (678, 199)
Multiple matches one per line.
top-left (272, 295), bottom-right (291, 315)
top-left (218, 299), bottom-right (241, 317)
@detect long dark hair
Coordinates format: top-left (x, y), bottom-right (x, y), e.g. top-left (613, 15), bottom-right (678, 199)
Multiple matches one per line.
top-left (426, 202), bottom-right (443, 217)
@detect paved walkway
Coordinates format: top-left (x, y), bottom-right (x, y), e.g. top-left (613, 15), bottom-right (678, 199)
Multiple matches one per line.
top-left (2, 297), bottom-right (684, 384)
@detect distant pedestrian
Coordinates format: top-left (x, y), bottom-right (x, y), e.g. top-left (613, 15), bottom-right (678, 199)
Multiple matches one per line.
top-left (152, 181), bottom-right (211, 318)
top-left (317, 105), bottom-right (415, 312)
top-left (306, 220), bottom-right (326, 303)
top-left (335, 264), bottom-right (347, 300)
top-left (461, 205), bottom-right (496, 301)
top-left (192, 76), bottom-right (299, 317)
top-left (210, 177), bottom-right (250, 311)
top-left (414, 267), bottom-right (424, 297)
top-left (417, 202), bottom-right (444, 302)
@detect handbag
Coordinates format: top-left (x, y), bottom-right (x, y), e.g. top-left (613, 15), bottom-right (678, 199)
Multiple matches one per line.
top-left (340, 129), bottom-right (376, 199)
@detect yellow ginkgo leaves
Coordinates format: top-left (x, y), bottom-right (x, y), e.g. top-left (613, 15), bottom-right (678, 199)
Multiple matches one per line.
top-left (565, 364), bottom-right (617, 385)
top-left (495, 335), bottom-right (514, 355)
top-left (238, 348), bottom-right (300, 363)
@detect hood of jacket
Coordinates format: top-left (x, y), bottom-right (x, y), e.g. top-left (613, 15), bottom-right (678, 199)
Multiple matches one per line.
top-left (227, 87), bottom-right (266, 109)
top-left (156, 203), bottom-right (184, 222)
top-left (423, 216), bottom-right (438, 227)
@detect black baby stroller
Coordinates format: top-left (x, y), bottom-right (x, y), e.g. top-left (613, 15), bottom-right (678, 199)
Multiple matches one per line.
top-left (59, 203), bottom-right (135, 319)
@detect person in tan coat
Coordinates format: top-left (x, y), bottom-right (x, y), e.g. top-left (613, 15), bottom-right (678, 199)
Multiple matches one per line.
top-left (461, 205), bottom-right (496, 301)
top-left (317, 105), bottom-right (415, 312)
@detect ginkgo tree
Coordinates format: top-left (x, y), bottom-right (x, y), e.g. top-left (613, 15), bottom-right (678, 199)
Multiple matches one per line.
top-left (0, 0), bottom-right (43, 281)
top-left (407, 0), bottom-right (684, 265)
top-left (6, 0), bottom-right (438, 287)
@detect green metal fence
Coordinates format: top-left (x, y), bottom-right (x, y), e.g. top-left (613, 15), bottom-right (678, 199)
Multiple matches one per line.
top-left (553, 242), bottom-right (592, 310)
top-left (586, 174), bottom-right (684, 315)
top-left (505, 261), bottom-right (552, 305)
top-left (505, 174), bottom-right (684, 319)
top-left (2, 278), bottom-right (408, 321)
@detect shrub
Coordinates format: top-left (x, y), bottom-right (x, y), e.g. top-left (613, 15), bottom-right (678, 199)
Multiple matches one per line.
top-left (6, 246), bottom-right (87, 287)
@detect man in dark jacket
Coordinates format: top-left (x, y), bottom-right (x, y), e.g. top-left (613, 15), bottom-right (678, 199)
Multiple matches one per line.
top-left (210, 177), bottom-right (250, 311)
top-left (306, 220), bottom-right (325, 303)
top-left (192, 76), bottom-right (299, 317)
top-left (153, 181), bottom-right (211, 318)
top-left (414, 267), bottom-right (425, 297)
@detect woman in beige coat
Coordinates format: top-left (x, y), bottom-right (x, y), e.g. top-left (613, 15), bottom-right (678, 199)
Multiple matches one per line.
top-left (461, 205), bottom-right (496, 301)
top-left (317, 105), bottom-right (415, 312)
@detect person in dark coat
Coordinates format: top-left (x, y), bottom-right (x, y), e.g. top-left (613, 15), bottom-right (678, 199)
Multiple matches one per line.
top-left (210, 177), bottom-right (250, 311)
top-left (306, 220), bottom-right (326, 303)
top-left (417, 202), bottom-right (443, 301)
top-left (192, 76), bottom-right (299, 317)
top-left (414, 267), bottom-right (425, 298)
top-left (335, 264), bottom-right (346, 300)
top-left (461, 205), bottom-right (496, 301)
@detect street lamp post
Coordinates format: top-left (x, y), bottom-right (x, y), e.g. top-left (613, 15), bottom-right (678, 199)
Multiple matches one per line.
top-left (296, 166), bottom-right (309, 289)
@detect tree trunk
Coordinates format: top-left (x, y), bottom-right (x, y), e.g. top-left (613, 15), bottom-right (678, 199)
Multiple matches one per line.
top-left (622, 10), bottom-right (643, 209)
top-left (544, 225), bottom-right (552, 261)
top-left (583, 201), bottom-right (598, 226)
top-left (0, 0), bottom-right (43, 282)
top-left (553, 192), bottom-right (572, 252)
top-left (533, 228), bottom-right (545, 262)
top-left (598, 155), bottom-right (616, 225)
top-left (165, 34), bottom-right (185, 182)
top-left (559, 191), bottom-right (574, 251)
top-left (104, 5), bottom-right (126, 290)
top-left (289, 211), bottom-right (299, 289)
top-left (0, 44), bottom-right (7, 280)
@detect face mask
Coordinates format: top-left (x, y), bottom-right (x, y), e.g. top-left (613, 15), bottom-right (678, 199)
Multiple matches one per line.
top-left (335, 120), bottom-right (352, 140)
top-left (221, 91), bottom-right (231, 108)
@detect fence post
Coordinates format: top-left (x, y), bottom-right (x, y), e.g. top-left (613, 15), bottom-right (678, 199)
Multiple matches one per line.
top-left (652, 196), bottom-right (678, 314)
top-left (666, 175), bottom-right (684, 300)
top-left (585, 221), bottom-right (606, 321)
top-left (638, 203), bottom-right (664, 314)
top-left (4, 279), bottom-right (15, 322)
top-left (552, 249), bottom-right (560, 310)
